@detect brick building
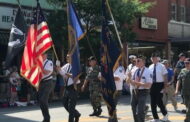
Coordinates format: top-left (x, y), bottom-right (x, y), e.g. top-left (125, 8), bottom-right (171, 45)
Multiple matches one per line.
top-left (130, 0), bottom-right (190, 62)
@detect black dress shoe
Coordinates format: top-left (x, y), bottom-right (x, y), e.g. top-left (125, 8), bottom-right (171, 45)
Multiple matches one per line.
top-left (89, 110), bottom-right (97, 116)
top-left (96, 108), bottom-right (102, 116)
top-left (75, 113), bottom-right (81, 122)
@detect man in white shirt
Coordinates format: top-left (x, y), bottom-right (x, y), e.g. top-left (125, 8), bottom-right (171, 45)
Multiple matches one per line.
top-left (149, 53), bottom-right (168, 122)
top-left (125, 55), bottom-right (137, 94)
top-left (114, 59), bottom-right (126, 105)
top-left (38, 53), bottom-right (53, 122)
top-left (126, 55), bottom-right (152, 122)
top-left (57, 54), bottom-right (80, 122)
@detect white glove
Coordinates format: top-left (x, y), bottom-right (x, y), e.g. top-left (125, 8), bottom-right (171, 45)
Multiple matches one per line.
top-left (56, 60), bottom-right (60, 67)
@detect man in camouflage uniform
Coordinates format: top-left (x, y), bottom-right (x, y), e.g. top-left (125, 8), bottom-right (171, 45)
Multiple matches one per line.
top-left (175, 58), bottom-right (190, 122)
top-left (174, 53), bottom-right (186, 104)
top-left (81, 56), bottom-right (102, 116)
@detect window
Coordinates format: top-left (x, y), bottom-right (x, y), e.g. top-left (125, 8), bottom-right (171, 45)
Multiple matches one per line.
top-left (171, 4), bottom-right (177, 20)
top-left (181, 6), bottom-right (186, 22)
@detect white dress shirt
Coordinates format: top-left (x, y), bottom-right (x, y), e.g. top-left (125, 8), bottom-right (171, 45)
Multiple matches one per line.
top-left (149, 62), bottom-right (168, 83)
top-left (59, 63), bottom-right (80, 86)
top-left (42, 59), bottom-right (53, 80)
top-left (114, 66), bottom-right (126, 90)
top-left (131, 67), bottom-right (153, 89)
top-left (126, 65), bottom-right (138, 91)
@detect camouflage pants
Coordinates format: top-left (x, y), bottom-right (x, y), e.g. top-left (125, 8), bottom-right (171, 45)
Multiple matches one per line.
top-left (184, 95), bottom-right (190, 122)
top-left (90, 90), bottom-right (101, 110)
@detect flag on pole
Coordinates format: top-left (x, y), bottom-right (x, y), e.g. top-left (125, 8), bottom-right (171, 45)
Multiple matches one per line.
top-left (20, 2), bottom-right (53, 88)
top-left (100, 0), bottom-right (120, 118)
top-left (67, 0), bottom-right (85, 81)
top-left (5, 7), bottom-right (27, 68)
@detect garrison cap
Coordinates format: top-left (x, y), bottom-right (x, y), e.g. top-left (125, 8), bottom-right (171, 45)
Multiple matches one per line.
top-left (88, 56), bottom-right (96, 61)
top-left (178, 53), bottom-right (186, 57)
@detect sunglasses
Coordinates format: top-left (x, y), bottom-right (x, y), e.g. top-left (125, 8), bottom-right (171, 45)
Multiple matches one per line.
top-left (185, 62), bottom-right (190, 64)
top-left (136, 59), bottom-right (142, 62)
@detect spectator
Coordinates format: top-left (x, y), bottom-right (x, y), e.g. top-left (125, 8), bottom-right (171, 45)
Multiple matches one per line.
top-left (9, 66), bottom-right (20, 106)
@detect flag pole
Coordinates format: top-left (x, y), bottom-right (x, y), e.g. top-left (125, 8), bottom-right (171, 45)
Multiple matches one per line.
top-left (36, 0), bottom-right (59, 60)
top-left (16, 0), bottom-right (22, 9)
top-left (52, 45), bottom-right (59, 60)
top-left (105, 0), bottom-right (123, 49)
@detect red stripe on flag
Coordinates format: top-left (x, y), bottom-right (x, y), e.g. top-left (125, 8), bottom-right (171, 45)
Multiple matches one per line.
top-left (36, 42), bottom-right (53, 56)
top-left (38, 25), bottom-right (49, 34)
top-left (37, 33), bottom-right (52, 45)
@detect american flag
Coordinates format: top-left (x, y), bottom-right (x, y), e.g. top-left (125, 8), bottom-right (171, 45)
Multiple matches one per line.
top-left (20, 2), bottom-right (53, 88)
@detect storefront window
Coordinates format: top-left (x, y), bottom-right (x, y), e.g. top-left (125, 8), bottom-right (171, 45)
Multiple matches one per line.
top-left (181, 6), bottom-right (186, 22)
top-left (171, 4), bottom-right (177, 21)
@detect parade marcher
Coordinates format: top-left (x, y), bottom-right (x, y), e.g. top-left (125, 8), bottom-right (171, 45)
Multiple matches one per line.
top-left (38, 53), bottom-right (53, 122)
top-left (126, 55), bottom-right (152, 122)
top-left (57, 54), bottom-right (81, 122)
top-left (174, 53), bottom-right (186, 104)
top-left (113, 58), bottom-right (126, 105)
top-left (126, 55), bottom-right (137, 73)
top-left (126, 55), bottom-right (137, 94)
top-left (161, 60), bottom-right (177, 111)
top-left (149, 53), bottom-right (168, 122)
top-left (175, 58), bottom-right (190, 122)
top-left (81, 56), bottom-right (102, 116)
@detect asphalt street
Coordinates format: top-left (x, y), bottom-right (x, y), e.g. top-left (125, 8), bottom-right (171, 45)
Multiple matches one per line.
top-left (0, 95), bottom-right (186, 122)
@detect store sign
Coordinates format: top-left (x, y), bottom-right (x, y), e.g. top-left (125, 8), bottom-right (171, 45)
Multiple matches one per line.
top-left (141, 17), bottom-right (158, 30)
top-left (0, 6), bottom-right (33, 29)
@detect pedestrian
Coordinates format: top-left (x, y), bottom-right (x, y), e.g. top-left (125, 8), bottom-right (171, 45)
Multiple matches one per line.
top-left (174, 53), bottom-right (186, 104)
top-left (0, 61), bottom-right (11, 103)
top-left (57, 54), bottom-right (81, 122)
top-left (9, 66), bottom-right (20, 106)
top-left (175, 58), bottom-right (190, 122)
top-left (81, 56), bottom-right (102, 116)
top-left (38, 53), bottom-right (54, 122)
top-left (161, 60), bottom-right (177, 111)
top-left (126, 55), bottom-right (152, 122)
top-left (149, 53), bottom-right (168, 122)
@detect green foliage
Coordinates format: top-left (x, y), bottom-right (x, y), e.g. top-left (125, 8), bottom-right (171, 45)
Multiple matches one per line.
top-left (46, 0), bottom-right (153, 57)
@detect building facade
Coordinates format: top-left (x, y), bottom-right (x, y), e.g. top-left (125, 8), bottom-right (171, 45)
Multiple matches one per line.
top-left (0, 0), bottom-right (55, 63)
top-left (130, 0), bottom-right (190, 62)
top-left (168, 0), bottom-right (190, 61)
top-left (129, 0), bottom-right (169, 60)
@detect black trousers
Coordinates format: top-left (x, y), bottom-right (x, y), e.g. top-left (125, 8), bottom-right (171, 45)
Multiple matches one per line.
top-left (63, 85), bottom-right (80, 122)
top-left (38, 79), bottom-right (53, 122)
top-left (150, 82), bottom-right (167, 119)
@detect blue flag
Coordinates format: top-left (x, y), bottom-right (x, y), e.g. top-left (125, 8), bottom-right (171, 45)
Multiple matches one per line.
top-left (67, 0), bottom-right (85, 81)
top-left (100, 0), bottom-right (120, 118)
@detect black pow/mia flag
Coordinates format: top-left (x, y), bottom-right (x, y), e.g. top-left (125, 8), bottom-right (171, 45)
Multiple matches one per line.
top-left (5, 7), bottom-right (27, 68)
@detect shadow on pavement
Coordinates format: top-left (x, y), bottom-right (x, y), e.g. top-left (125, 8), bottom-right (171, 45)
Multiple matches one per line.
top-left (0, 115), bottom-right (38, 122)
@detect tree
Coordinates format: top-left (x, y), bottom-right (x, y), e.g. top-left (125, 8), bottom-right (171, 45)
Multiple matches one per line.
top-left (46, 0), bottom-right (153, 58)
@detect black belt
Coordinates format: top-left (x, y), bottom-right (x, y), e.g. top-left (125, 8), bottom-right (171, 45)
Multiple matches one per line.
top-left (41, 78), bottom-right (52, 83)
top-left (133, 89), bottom-right (149, 92)
top-left (65, 84), bottom-right (75, 90)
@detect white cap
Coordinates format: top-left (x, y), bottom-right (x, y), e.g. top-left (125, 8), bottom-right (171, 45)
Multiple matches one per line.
top-left (129, 55), bottom-right (136, 59)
